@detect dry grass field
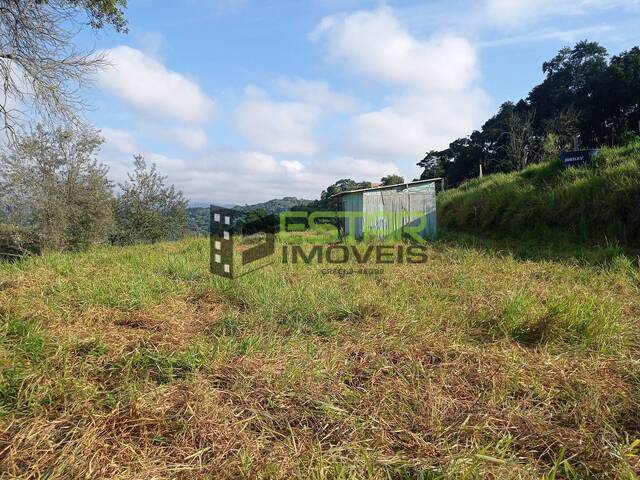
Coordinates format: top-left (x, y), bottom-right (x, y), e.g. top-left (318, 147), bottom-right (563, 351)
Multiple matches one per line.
top-left (1, 236), bottom-right (639, 479)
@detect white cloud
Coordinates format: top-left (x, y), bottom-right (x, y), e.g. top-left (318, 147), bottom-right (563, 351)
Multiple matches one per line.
top-left (134, 31), bottom-right (165, 58)
top-left (320, 156), bottom-right (399, 178)
top-left (484, 0), bottom-right (639, 28)
top-left (234, 95), bottom-right (321, 156)
top-left (280, 159), bottom-right (305, 172)
top-left (481, 24), bottom-right (612, 47)
top-left (310, 7), bottom-right (478, 93)
top-left (311, 7), bottom-right (489, 158)
top-left (100, 127), bottom-right (138, 154)
top-left (349, 89), bottom-right (489, 156)
top-left (171, 127), bottom-right (208, 151)
top-left (151, 149), bottom-right (399, 204)
top-left (233, 79), bottom-right (357, 157)
top-left (98, 46), bottom-right (216, 124)
top-left (184, 153), bottom-right (400, 204)
top-left (146, 152), bottom-right (187, 171)
top-left (276, 77), bottom-right (356, 112)
top-left (98, 127), bottom-right (401, 204)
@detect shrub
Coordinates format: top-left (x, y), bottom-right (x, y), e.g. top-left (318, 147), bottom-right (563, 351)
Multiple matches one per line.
top-left (0, 225), bottom-right (42, 260)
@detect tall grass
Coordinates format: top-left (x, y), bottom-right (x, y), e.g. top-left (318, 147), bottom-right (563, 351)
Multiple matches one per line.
top-left (439, 140), bottom-right (640, 246)
top-left (0, 236), bottom-right (639, 478)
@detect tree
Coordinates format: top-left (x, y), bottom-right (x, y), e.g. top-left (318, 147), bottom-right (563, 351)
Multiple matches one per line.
top-left (598, 47), bottom-right (640, 144)
top-left (380, 174), bottom-right (405, 186)
top-left (542, 107), bottom-right (581, 155)
top-left (0, 124), bottom-right (114, 251)
top-left (528, 41), bottom-right (608, 143)
top-left (418, 150), bottom-right (447, 181)
top-left (446, 135), bottom-right (484, 184)
top-left (504, 107), bottom-right (538, 171)
top-left (416, 41), bottom-right (627, 184)
top-left (476, 102), bottom-right (515, 173)
top-left (115, 155), bottom-right (188, 244)
top-left (284, 179), bottom-right (373, 231)
top-left (0, 0), bottom-right (128, 136)
top-left (317, 178), bottom-right (372, 210)
top-left (239, 208), bottom-right (277, 235)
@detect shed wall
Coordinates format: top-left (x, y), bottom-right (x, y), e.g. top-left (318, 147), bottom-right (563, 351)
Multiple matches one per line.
top-left (341, 182), bottom-right (436, 240)
top-left (342, 191), bottom-right (363, 238)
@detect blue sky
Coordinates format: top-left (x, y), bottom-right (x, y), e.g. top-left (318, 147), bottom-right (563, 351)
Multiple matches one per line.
top-left (81, 0), bottom-right (640, 204)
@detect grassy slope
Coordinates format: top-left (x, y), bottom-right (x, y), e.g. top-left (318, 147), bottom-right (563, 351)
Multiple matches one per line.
top-left (1, 237), bottom-right (640, 478)
top-left (439, 141), bottom-right (640, 246)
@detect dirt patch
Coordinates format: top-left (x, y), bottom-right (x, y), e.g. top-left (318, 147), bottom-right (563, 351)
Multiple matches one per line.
top-left (114, 313), bottom-right (163, 331)
top-left (52, 295), bottom-right (227, 358)
top-left (0, 280), bottom-right (16, 291)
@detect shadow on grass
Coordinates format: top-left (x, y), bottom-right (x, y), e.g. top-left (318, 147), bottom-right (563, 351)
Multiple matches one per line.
top-left (437, 228), bottom-right (640, 266)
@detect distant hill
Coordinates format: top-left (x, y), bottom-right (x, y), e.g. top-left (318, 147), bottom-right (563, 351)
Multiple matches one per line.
top-left (187, 197), bottom-right (312, 234)
top-left (232, 197), bottom-right (312, 214)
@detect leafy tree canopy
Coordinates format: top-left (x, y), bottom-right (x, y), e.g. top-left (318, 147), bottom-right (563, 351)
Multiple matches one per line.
top-left (380, 174), bottom-right (405, 186)
top-left (0, 124), bottom-right (113, 251)
top-left (417, 41), bottom-right (640, 187)
top-left (114, 155), bottom-right (188, 244)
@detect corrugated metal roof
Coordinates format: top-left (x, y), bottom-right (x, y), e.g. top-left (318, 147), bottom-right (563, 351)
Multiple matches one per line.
top-left (329, 177), bottom-right (443, 198)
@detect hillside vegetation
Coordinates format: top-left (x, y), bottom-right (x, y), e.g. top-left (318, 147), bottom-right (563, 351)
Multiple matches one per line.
top-left (233, 197), bottom-right (313, 214)
top-left (188, 197), bottom-right (312, 234)
top-left (439, 140), bottom-right (640, 246)
top-left (419, 42), bottom-right (640, 187)
top-left (1, 237), bottom-right (640, 478)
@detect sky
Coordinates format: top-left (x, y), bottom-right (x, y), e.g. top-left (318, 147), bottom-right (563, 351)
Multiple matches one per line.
top-left (80, 0), bottom-right (640, 205)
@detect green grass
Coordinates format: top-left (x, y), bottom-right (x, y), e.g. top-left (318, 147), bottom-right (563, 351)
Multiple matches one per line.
top-left (439, 140), bottom-right (640, 247)
top-left (0, 236), bottom-right (639, 478)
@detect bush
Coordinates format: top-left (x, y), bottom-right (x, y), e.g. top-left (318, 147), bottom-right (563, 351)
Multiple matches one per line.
top-left (0, 225), bottom-right (42, 260)
top-left (114, 155), bottom-right (188, 245)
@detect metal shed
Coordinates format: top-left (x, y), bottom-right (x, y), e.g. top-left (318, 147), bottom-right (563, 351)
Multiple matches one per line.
top-left (333, 178), bottom-right (440, 241)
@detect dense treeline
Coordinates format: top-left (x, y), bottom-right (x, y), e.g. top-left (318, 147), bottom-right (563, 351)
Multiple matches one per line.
top-left (419, 41), bottom-right (640, 186)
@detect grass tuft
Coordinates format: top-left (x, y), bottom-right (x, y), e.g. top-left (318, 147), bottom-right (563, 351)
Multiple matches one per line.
top-left (0, 236), bottom-right (639, 478)
top-left (439, 140), bottom-right (640, 248)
